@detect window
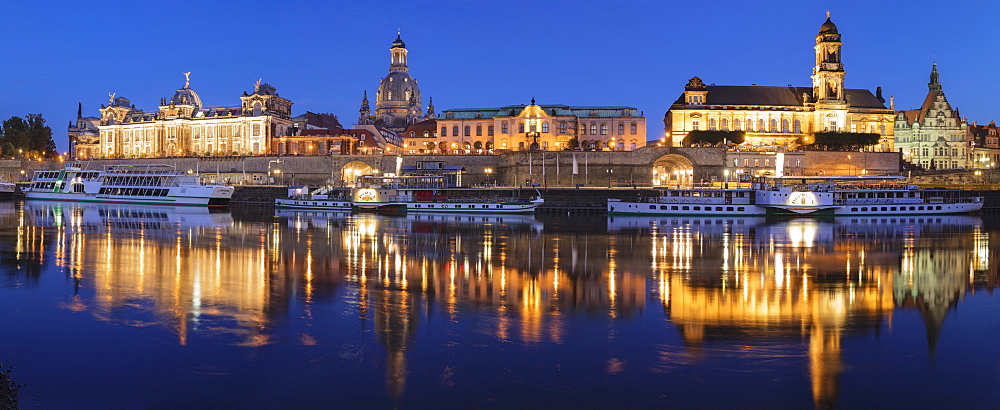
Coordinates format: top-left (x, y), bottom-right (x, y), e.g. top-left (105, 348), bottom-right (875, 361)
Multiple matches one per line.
top-left (692, 121), bottom-right (700, 131)
top-left (721, 118), bottom-right (729, 131)
top-left (781, 119), bottom-right (789, 133)
top-left (591, 124), bottom-right (598, 135)
top-left (709, 118), bottom-right (717, 131)
top-left (559, 122), bottom-right (567, 134)
top-left (769, 119), bottom-right (777, 132)
top-left (758, 119), bottom-right (765, 132)
top-left (519, 123), bottom-right (525, 133)
top-left (488, 125), bottom-right (494, 136)
top-left (476, 125), bottom-right (482, 136)
top-left (542, 141), bottom-right (549, 149)
top-left (464, 126), bottom-right (471, 136)
top-left (734, 119), bottom-right (742, 130)
top-left (851, 123), bottom-right (857, 132)
top-left (452, 126), bottom-right (458, 136)
top-left (754, 158), bottom-right (760, 167)
top-left (501, 122), bottom-right (508, 134)
top-left (618, 124), bottom-right (625, 134)
top-left (880, 124), bottom-right (886, 136)
top-left (600, 124), bottom-right (607, 135)
top-left (542, 122), bottom-right (549, 133)
top-left (793, 119), bottom-right (801, 133)
top-left (581, 126), bottom-right (587, 135)
top-left (630, 123), bottom-right (637, 134)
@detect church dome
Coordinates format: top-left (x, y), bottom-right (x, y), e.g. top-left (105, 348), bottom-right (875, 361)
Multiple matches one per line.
top-left (818, 18), bottom-right (838, 35)
top-left (169, 87), bottom-right (202, 108)
top-left (391, 34), bottom-right (406, 49)
top-left (377, 71), bottom-right (420, 108)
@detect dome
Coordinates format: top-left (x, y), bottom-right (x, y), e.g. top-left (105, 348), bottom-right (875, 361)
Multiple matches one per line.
top-left (818, 18), bottom-right (838, 35)
top-left (377, 71), bottom-right (420, 108)
top-left (391, 34), bottom-right (406, 49)
top-left (169, 87), bottom-right (202, 108)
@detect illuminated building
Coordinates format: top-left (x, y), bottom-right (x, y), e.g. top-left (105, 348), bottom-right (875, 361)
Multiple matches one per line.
top-left (969, 120), bottom-right (1000, 169)
top-left (92, 74), bottom-right (293, 158)
top-left (68, 103), bottom-right (100, 159)
top-left (358, 33), bottom-right (431, 133)
top-left (434, 98), bottom-right (646, 153)
top-left (894, 64), bottom-right (971, 170)
top-left (663, 14), bottom-right (895, 151)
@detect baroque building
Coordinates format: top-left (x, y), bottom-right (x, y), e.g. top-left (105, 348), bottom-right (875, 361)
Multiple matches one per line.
top-left (894, 64), bottom-right (970, 170)
top-left (68, 103), bottom-right (100, 159)
top-left (85, 74), bottom-right (293, 159)
top-left (429, 99), bottom-right (646, 154)
top-left (968, 120), bottom-right (999, 169)
top-left (663, 14), bottom-right (895, 151)
top-left (358, 33), bottom-right (431, 133)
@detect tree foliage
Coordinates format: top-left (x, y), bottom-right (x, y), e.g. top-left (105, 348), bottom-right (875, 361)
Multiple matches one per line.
top-left (798, 132), bottom-right (880, 150)
top-left (566, 136), bottom-right (579, 150)
top-left (683, 130), bottom-right (746, 146)
top-left (0, 114), bottom-right (58, 158)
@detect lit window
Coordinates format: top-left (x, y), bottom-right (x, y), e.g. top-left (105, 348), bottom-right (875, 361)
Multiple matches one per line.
top-left (488, 125), bottom-right (494, 136)
top-left (618, 124), bottom-right (624, 134)
top-left (542, 122), bottom-right (549, 133)
top-left (600, 124), bottom-right (607, 135)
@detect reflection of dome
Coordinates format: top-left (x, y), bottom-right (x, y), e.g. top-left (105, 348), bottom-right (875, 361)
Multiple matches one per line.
top-left (170, 87), bottom-right (202, 107)
top-left (818, 18), bottom-right (838, 35)
top-left (377, 71), bottom-right (420, 107)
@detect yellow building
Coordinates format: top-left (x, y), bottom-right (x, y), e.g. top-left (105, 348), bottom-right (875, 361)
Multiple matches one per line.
top-left (663, 14), bottom-right (895, 151)
top-left (434, 99), bottom-right (646, 153)
top-left (92, 74), bottom-right (293, 158)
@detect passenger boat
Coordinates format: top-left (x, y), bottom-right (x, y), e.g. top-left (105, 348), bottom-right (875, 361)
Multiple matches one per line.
top-left (0, 180), bottom-right (15, 199)
top-left (607, 175), bottom-right (982, 216)
top-left (22, 163), bottom-right (234, 206)
top-left (276, 175), bottom-right (543, 214)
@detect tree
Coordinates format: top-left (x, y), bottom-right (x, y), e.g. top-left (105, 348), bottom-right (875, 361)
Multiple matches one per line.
top-left (798, 132), bottom-right (880, 151)
top-left (566, 136), bottom-right (580, 150)
top-left (0, 114), bottom-right (58, 158)
top-left (683, 130), bottom-right (746, 146)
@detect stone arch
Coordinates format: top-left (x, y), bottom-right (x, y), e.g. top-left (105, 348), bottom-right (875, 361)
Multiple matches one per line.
top-left (341, 160), bottom-right (374, 184)
top-left (651, 153), bottom-right (695, 187)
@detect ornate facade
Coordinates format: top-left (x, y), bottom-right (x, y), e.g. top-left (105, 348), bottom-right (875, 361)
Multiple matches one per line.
top-left (86, 74), bottom-right (293, 159)
top-left (359, 34), bottom-right (431, 133)
top-left (663, 14), bottom-right (895, 151)
top-left (430, 99), bottom-right (646, 154)
top-left (894, 64), bottom-right (970, 170)
top-left (68, 103), bottom-right (100, 160)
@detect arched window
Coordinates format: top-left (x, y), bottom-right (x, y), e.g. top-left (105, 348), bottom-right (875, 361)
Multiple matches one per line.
top-left (542, 122), bottom-right (549, 133)
top-left (474, 141), bottom-right (483, 150)
top-left (793, 120), bottom-right (801, 133)
top-left (410, 131), bottom-right (415, 138)
top-left (590, 124), bottom-right (598, 135)
top-left (441, 126), bottom-right (447, 136)
top-left (452, 126), bottom-right (458, 136)
top-left (423, 131), bottom-right (430, 137)
top-left (581, 125), bottom-right (587, 135)
top-left (618, 124), bottom-right (625, 134)
top-left (464, 126), bottom-right (471, 136)
top-left (476, 125), bottom-right (482, 136)
top-left (630, 123), bottom-right (637, 134)
top-left (734, 119), bottom-right (742, 130)
top-left (709, 118), bottom-right (717, 131)
top-left (721, 118), bottom-right (729, 131)
top-left (600, 124), bottom-right (607, 135)
top-left (769, 119), bottom-right (777, 132)
top-left (757, 119), bottom-right (765, 131)
top-left (781, 119), bottom-right (789, 133)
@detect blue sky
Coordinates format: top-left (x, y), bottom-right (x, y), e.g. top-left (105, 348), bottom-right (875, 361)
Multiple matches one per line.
top-left (1, 0), bottom-right (998, 152)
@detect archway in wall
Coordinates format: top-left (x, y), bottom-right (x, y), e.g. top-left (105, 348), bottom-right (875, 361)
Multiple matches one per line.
top-left (651, 154), bottom-right (694, 187)
top-left (341, 160), bottom-right (374, 184)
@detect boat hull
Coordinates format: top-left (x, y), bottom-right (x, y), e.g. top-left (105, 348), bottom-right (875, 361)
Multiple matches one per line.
top-left (24, 191), bottom-right (232, 206)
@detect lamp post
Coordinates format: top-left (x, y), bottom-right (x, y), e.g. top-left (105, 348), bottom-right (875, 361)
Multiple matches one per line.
top-left (652, 169), bottom-right (658, 187)
top-left (485, 167), bottom-right (494, 187)
top-left (724, 169), bottom-right (730, 189)
top-left (268, 158), bottom-right (283, 185)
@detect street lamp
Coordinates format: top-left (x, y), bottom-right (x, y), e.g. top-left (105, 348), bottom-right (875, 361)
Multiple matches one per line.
top-left (485, 168), bottom-right (494, 186)
top-left (724, 169), bottom-right (730, 189)
top-left (652, 169), bottom-right (658, 187)
top-left (268, 158), bottom-right (283, 185)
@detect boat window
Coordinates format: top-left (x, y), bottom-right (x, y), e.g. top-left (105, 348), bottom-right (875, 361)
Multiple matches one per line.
top-left (851, 208), bottom-right (857, 211)
top-left (881, 207), bottom-right (887, 211)
top-left (737, 207), bottom-right (744, 211)
top-left (727, 207), bottom-right (733, 211)
top-left (861, 207), bottom-right (868, 212)
top-left (716, 207), bottom-right (723, 211)
top-left (693, 206), bottom-right (700, 211)
top-left (936, 206), bottom-right (942, 210)
top-left (649, 205), bottom-right (656, 210)
top-left (682, 206), bottom-right (689, 210)
top-left (671, 206), bottom-right (678, 210)
top-left (891, 207), bottom-right (896, 211)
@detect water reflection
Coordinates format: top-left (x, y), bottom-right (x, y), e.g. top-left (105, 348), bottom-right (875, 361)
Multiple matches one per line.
top-left (2, 203), bottom-right (998, 406)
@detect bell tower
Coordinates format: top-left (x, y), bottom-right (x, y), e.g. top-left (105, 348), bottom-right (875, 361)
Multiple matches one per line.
top-left (812, 12), bottom-right (845, 103)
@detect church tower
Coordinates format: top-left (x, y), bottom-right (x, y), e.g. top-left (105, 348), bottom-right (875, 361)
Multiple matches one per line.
top-left (812, 12), bottom-right (845, 103)
top-left (374, 32), bottom-right (424, 132)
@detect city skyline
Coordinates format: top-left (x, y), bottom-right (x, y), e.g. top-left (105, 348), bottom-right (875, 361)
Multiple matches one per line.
top-left (1, 0), bottom-right (998, 153)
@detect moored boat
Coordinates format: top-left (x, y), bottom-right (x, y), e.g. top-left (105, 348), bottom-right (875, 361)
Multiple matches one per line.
top-left (22, 163), bottom-right (234, 206)
top-left (0, 180), bottom-right (15, 199)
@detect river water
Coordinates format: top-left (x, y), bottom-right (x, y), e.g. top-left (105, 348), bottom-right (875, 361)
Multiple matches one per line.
top-left (1, 200), bottom-right (999, 408)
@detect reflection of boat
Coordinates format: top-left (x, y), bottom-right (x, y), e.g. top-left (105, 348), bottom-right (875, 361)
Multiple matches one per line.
top-left (0, 180), bottom-right (15, 199)
top-left (21, 200), bottom-right (234, 231)
top-left (22, 163), bottom-right (234, 206)
top-left (278, 175), bottom-right (543, 214)
top-left (608, 176), bottom-right (983, 216)
top-left (607, 215), bottom-right (766, 233)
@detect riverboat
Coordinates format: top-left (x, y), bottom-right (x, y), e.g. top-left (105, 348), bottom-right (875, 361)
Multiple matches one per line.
top-left (0, 180), bottom-right (15, 199)
top-left (276, 175), bottom-right (543, 214)
top-left (22, 163), bottom-right (234, 206)
top-left (607, 175), bottom-right (982, 216)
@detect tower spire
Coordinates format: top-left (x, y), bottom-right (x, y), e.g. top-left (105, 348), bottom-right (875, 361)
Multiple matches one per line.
top-left (929, 63), bottom-right (942, 92)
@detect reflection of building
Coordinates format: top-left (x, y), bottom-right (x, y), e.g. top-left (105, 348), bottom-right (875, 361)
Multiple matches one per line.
top-left (894, 64), bottom-right (970, 170)
top-left (435, 99), bottom-right (646, 153)
top-left (663, 14), bottom-right (895, 150)
top-left (89, 74), bottom-right (293, 158)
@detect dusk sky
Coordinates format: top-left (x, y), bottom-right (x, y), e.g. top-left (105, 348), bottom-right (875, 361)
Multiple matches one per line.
top-left (1, 0), bottom-right (998, 153)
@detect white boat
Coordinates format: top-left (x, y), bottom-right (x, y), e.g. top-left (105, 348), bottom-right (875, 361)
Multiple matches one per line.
top-left (0, 181), bottom-right (15, 199)
top-left (277, 175), bottom-right (543, 214)
top-left (608, 175), bottom-right (982, 216)
top-left (22, 163), bottom-right (234, 206)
